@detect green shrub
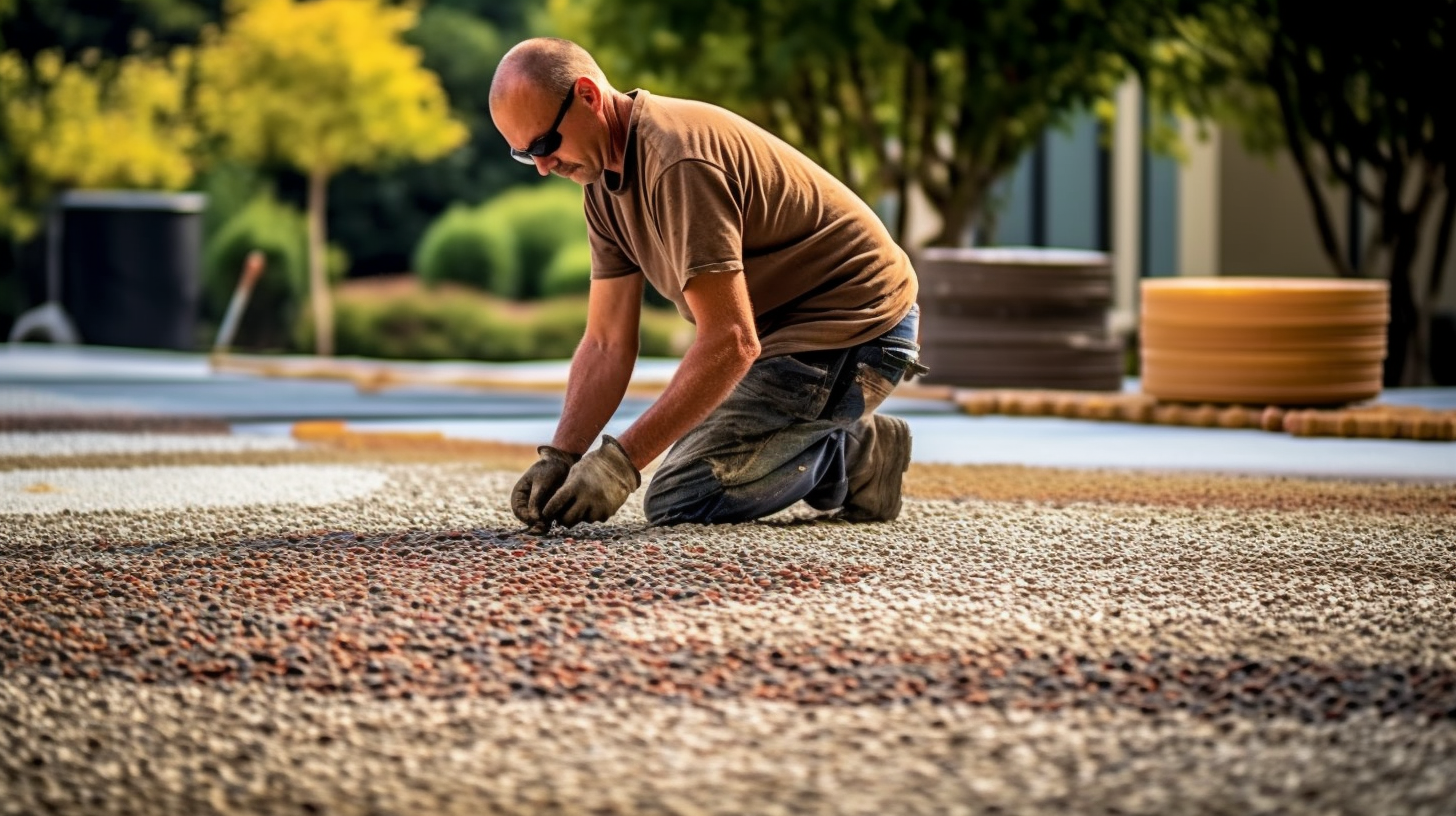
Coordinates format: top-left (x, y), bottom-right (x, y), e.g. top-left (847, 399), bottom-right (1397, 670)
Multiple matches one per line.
top-left (529, 297), bottom-right (591, 358)
top-left (413, 181), bottom-right (591, 301)
top-left (203, 193), bottom-right (307, 351)
top-left (413, 203), bottom-right (517, 293)
top-left (203, 192), bottom-right (348, 351)
top-left (298, 281), bottom-right (689, 361)
top-left (640, 307), bottom-right (691, 357)
top-left (482, 182), bottom-right (588, 300)
top-left (200, 161), bottom-right (266, 242)
top-left (541, 241), bottom-right (593, 298)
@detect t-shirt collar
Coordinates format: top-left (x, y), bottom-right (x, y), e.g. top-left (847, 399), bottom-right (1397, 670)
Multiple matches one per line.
top-left (602, 88), bottom-right (648, 196)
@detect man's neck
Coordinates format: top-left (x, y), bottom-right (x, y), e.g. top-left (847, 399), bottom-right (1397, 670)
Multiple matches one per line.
top-left (605, 91), bottom-right (635, 175)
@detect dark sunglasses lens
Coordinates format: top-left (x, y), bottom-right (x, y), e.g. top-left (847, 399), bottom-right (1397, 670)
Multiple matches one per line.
top-left (510, 131), bottom-right (564, 166)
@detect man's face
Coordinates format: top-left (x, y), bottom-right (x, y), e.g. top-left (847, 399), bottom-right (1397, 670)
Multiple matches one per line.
top-left (493, 80), bottom-right (602, 186)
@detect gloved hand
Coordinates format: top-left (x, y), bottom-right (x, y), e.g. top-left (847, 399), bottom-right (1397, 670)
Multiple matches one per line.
top-left (511, 445), bottom-right (580, 528)
top-left (540, 435), bottom-right (641, 528)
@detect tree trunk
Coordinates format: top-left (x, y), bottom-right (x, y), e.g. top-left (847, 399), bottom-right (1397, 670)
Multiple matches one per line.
top-left (1383, 212), bottom-right (1422, 387)
top-left (307, 169), bottom-right (333, 357)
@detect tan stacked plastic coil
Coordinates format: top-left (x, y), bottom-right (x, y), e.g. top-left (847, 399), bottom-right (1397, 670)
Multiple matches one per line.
top-left (1140, 278), bottom-right (1389, 405)
top-left (918, 248), bottom-right (1121, 391)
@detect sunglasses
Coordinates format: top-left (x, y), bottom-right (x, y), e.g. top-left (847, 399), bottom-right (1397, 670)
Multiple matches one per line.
top-left (510, 85), bottom-right (576, 165)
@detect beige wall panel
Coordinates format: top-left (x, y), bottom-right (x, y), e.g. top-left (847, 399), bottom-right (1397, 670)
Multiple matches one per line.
top-left (1217, 139), bottom-right (1335, 278)
top-left (1176, 121), bottom-right (1219, 277)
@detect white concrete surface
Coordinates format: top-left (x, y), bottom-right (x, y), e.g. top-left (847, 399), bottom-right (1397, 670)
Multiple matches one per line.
top-left (0, 464), bottom-right (386, 515)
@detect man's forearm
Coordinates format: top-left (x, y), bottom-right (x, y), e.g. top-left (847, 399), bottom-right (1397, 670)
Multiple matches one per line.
top-left (615, 330), bottom-right (756, 470)
top-left (551, 338), bottom-right (636, 455)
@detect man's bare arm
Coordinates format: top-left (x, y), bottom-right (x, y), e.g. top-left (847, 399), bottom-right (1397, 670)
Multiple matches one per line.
top-left (550, 274), bottom-right (644, 455)
top-left (614, 270), bottom-right (759, 470)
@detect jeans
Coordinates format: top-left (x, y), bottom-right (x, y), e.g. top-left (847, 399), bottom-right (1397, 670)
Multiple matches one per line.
top-left (644, 304), bottom-right (925, 525)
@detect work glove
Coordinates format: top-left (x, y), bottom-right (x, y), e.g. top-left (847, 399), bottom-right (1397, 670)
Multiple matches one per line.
top-left (511, 445), bottom-right (580, 528)
top-left (540, 435), bottom-right (641, 528)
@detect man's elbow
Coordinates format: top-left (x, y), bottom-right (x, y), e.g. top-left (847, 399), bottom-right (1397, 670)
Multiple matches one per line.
top-left (721, 327), bottom-right (760, 374)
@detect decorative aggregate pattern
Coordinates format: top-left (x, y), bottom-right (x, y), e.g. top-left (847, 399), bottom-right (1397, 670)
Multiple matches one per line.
top-left (1, 454), bottom-right (1454, 814)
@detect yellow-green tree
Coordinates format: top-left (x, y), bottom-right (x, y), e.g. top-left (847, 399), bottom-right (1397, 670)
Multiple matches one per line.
top-left (196, 0), bottom-right (466, 356)
top-left (0, 47), bottom-right (197, 241)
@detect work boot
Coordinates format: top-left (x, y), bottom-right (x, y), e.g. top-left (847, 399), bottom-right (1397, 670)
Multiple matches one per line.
top-left (837, 414), bottom-right (911, 522)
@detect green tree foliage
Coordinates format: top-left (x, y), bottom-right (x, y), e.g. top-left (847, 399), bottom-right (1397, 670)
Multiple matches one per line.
top-left (196, 0), bottom-right (467, 356)
top-left (552, 0), bottom-right (1175, 247)
top-left (326, 2), bottom-right (520, 277)
top-left (0, 0), bottom-right (220, 59)
top-left (0, 0), bottom-right (220, 331)
top-left (1153, 0), bottom-right (1454, 385)
top-left (0, 47), bottom-right (198, 242)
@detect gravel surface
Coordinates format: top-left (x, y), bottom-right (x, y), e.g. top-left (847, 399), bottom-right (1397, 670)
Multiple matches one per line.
top-left (1, 449), bottom-right (1454, 814)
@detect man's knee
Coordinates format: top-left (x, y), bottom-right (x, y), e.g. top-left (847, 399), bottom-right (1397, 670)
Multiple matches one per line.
top-left (642, 461), bottom-right (719, 526)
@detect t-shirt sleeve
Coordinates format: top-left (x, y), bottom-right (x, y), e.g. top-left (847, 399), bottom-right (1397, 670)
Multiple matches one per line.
top-left (652, 160), bottom-right (745, 293)
top-left (585, 195), bottom-right (640, 280)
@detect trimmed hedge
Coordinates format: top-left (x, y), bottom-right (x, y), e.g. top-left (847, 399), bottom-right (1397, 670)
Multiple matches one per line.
top-left (294, 280), bottom-right (690, 361)
top-left (483, 183), bottom-right (588, 300)
top-left (541, 241), bottom-right (593, 298)
top-left (411, 203), bottom-right (516, 294)
top-left (413, 181), bottom-right (587, 301)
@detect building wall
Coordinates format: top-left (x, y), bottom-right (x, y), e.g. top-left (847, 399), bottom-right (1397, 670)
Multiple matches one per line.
top-left (967, 79), bottom-right (1456, 372)
top-left (1215, 134), bottom-right (1341, 278)
top-left (1191, 123), bottom-right (1456, 314)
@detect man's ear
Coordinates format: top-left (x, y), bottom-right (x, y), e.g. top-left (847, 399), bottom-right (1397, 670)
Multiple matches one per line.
top-left (576, 77), bottom-right (604, 111)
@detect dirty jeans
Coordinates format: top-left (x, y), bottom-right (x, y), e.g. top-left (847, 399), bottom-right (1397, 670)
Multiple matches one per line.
top-left (644, 305), bottom-right (923, 526)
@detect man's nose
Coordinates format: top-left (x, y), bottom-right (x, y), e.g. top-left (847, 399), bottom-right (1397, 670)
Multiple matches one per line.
top-left (533, 155), bottom-right (554, 176)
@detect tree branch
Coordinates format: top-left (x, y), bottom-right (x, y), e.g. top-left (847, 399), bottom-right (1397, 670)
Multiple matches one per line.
top-left (1266, 45), bottom-right (1355, 277)
top-left (894, 48), bottom-right (917, 244)
top-left (1429, 176), bottom-right (1455, 300)
top-left (1316, 140), bottom-right (1382, 210)
top-left (916, 55), bottom-right (949, 211)
top-left (844, 51), bottom-right (892, 189)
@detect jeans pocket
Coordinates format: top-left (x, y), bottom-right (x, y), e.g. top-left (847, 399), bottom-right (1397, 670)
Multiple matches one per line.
top-left (734, 354), bottom-right (835, 422)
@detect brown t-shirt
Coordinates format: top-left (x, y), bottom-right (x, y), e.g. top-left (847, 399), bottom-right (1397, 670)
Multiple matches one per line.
top-left (584, 90), bottom-right (918, 359)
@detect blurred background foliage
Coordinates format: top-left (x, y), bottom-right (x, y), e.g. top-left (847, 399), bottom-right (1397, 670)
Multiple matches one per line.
top-left (0, 0), bottom-right (1449, 372)
top-left (551, 0), bottom-right (1180, 247)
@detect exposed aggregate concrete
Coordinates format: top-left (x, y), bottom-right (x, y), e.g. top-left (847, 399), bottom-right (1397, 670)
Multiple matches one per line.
top-left (1, 449), bottom-right (1454, 814)
top-left (4, 677), bottom-right (1455, 816)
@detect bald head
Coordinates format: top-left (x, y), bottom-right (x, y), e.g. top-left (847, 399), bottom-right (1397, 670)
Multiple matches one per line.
top-left (490, 38), bottom-right (610, 108)
top-left (491, 38), bottom-right (633, 186)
